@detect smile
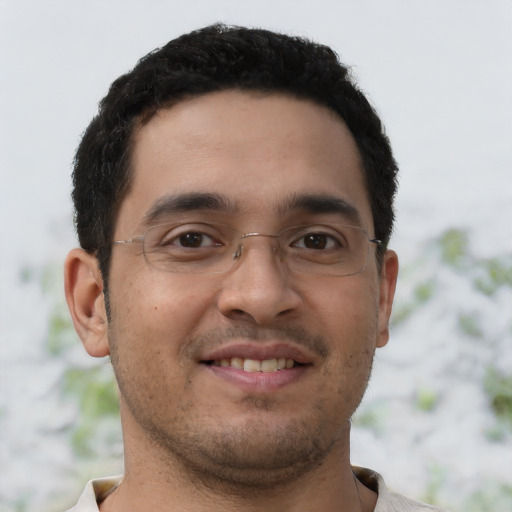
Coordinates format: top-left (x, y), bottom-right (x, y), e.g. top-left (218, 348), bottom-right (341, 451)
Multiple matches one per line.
top-left (210, 357), bottom-right (297, 372)
top-left (199, 342), bottom-right (314, 391)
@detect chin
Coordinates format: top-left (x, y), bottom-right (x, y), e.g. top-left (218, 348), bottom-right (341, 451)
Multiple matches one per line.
top-left (149, 412), bottom-right (346, 490)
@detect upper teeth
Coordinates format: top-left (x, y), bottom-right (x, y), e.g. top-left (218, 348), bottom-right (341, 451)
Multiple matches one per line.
top-left (213, 357), bottom-right (295, 372)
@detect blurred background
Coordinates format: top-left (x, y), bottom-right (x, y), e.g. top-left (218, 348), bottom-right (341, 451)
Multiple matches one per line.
top-left (1, 1), bottom-right (511, 511)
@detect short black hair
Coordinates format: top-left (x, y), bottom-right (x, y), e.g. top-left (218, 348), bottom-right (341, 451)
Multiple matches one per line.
top-left (73, 23), bottom-right (398, 302)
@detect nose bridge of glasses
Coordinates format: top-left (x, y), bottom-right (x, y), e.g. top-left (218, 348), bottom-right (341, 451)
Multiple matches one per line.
top-left (233, 232), bottom-right (281, 261)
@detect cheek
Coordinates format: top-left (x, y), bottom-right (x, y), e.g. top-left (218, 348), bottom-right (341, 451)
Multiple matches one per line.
top-left (304, 277), bottom-right (379, 376)
top-left (108, 272), bottom-right (217, 409)
top-left (109, 267), bottom-right (216, 354)
top-left (305, 275), bottom-right (379, 334)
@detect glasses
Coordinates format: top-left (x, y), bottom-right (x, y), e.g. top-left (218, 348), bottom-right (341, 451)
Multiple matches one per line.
top-left (112, 221), bottom-right (381, 277)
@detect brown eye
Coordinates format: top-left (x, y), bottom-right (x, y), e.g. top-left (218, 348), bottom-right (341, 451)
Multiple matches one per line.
top-left (294, 232), bottom-right (340, 250)
top-left (178, 232), bottom-right (207, 248)
top-left (155, 223), bottom-right (226, 251)
top-left (302, 234), bottom-right (328, 250)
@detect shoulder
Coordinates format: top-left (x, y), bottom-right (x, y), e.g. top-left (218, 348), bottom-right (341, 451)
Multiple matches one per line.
top-left (66, 476), bottom-right (123, 512)
top-left (353, 466), bottom-right (449, 512)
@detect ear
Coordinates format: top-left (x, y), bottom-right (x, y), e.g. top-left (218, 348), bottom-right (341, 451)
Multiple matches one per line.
top-left (64, 248), bottom-right (110, 357)
top-left (376, 249), bottom-right (399, 348)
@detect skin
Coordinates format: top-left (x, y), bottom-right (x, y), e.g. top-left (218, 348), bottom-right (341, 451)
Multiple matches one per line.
top-left (65, 90), bottom-right (398, 512)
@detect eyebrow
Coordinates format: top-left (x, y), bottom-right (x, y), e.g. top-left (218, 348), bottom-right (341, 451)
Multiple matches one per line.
top-left (141, 191), bottom-right (363, 227)
top-left (278, 193), bottom-right (363, 226)
top-left (142, 192), bottom-right (235, 225)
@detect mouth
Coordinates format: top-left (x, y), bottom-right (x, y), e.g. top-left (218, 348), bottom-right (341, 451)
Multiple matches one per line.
top-left (204, 357), bottom-right (302, 372)
top-left (198, 342), bottom-right (315, 391)
top-left (201, 355), bottom-right (310, 393)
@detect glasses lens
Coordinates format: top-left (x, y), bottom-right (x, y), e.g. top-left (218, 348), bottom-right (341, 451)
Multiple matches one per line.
top-left (281, 224), bottom-right (371, 276)
top-left (143, 222), bottom-right (236, 274)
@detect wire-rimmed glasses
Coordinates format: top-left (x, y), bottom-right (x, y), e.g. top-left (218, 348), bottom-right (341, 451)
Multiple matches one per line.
top-left (112, 221), bottom-right (381, 277)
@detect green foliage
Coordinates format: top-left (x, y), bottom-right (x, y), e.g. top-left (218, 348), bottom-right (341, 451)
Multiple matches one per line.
top-left (391, 279), bottom-right (436, 327)
top-left (21, 262), bottom-right (79, 356)
top-left (463, 481), bottom-right (512, 512)
top-left (64, 367), bottom-right (119, 418)
top-left (439, 229), bottom-right (468, 267)
top-left (436, 229), bottom-right (512, 295)
top-left (63, 366), bottom-right (120, 457)
top-left (457, 313), bottom-right (483, 338)
top-left (484, 366), bottom-right (512, 430)
top-left (484, 423), bottom-right (508, 443)
top-left (40, 264), bottom-right (61, 294)
top-left (415, 387), bottom-right (439, 412)
top-left (353, 402), bottom-right (387, 436)
top-left (414, 280), bottom-right (436, 303)
top-left (474, 256), bottom-right (512, 296)
top-left (421, 464), bottom-right (446, 506)
top-left (46, 308), bottom-right (76, 355)
top-left (12, 497), bottom-right (29, 512)
top-left (19, 265), bottom-right (34, 283)
top-left (20, 261), bottom-right (72, 357)
top-left (392, 230), bottom-right (512, 334)
top-left (390, 303), bottom-right (416, 326)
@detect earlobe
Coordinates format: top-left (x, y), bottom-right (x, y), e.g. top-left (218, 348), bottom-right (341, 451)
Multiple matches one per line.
top-left (64, 248), bottom-right (110, 358)
top-left (376, 249), bottom-right (399, 348)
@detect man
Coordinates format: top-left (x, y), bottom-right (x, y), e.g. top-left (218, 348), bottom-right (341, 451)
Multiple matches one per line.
top-left (64, 24), bottom-right (443, 511)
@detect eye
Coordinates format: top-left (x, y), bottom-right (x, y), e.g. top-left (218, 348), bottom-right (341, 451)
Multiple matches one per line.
top-left (149, 223), bottom-right (227, 251)
top-left (173, 231), bottom-right (216, 248)
top-left (160, 229), bottom-right (222, 249)
top-left (292, 232), bottom-right (340, 250)
top-left (144, 222), bottom-right (231, 268)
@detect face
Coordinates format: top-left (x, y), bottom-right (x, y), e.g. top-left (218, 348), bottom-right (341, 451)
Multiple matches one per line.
top-left (105, 90), bottom-right (397, 486)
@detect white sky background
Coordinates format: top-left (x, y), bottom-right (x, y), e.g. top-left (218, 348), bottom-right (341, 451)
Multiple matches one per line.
top-left (0, 0), bottom-right (511, 502)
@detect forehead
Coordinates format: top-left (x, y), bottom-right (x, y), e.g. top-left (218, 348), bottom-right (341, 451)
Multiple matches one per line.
top-left (116, 90), bottom-right (371, 234)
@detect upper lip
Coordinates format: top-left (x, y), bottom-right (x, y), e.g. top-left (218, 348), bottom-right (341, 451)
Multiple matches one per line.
top-left (200, 342), bottom-right (316, 365)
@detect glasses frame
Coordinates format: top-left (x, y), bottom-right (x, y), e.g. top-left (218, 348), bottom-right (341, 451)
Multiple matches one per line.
top-left (112, 222), bottom-right (382, 277)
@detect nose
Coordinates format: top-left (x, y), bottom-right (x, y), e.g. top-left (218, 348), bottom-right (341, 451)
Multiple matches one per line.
top-left (216, 235), bottom-right (302, 324)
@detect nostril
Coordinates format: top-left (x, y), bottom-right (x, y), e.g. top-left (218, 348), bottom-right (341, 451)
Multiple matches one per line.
top-left (232, 309), bottom-right (245, 315)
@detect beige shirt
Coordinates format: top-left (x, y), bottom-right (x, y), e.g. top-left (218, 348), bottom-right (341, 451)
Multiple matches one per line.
top-left (67, 467), bottom-right (446, 511)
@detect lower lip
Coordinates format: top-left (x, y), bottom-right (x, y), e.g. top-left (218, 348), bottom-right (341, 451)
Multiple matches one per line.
top-left (204, 364), bottom-right (310, 393)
